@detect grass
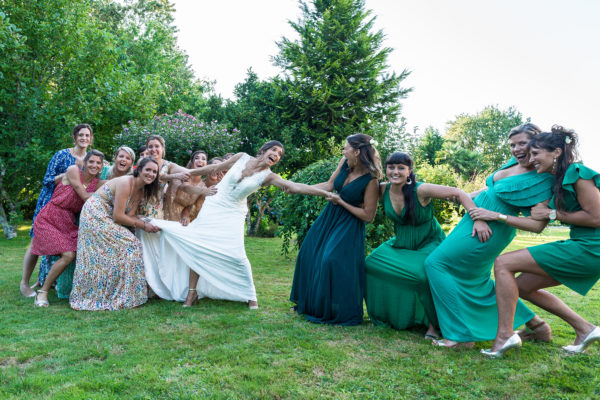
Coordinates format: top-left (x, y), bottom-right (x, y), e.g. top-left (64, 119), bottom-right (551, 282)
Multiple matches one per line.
top-left (1, 223), bottom-right (599, 399)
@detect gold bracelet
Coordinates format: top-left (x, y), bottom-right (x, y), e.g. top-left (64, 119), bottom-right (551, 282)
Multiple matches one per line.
top-left (497, 214), bottom-right (508, 223)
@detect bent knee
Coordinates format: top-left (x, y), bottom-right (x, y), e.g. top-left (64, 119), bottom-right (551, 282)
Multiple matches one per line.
top-left (62, 252), bottom-right (76, 263)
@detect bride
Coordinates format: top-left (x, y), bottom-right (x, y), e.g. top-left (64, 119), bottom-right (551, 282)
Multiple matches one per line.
top-left (138, 141), bottom-right (332, 308)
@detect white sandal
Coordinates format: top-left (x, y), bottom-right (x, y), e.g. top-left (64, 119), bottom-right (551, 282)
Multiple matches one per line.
top-left (34, 290), bottom-right (49, 307)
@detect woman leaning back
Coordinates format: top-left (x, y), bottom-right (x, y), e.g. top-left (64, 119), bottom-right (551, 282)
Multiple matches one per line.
top-left (365, 152), bottom-right (484, 339)
top-left (478, 126), bottom-right (600, 357)
top-left (20, 124), bottom-right (93, 297)
top-left (424, 123), bottom-right (555, 348)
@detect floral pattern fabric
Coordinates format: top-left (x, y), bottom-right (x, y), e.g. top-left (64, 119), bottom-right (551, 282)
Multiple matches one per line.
top-left (70, 185), bottom-right (147, 310)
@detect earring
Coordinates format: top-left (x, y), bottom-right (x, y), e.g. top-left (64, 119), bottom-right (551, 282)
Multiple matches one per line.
top-left (552, 157), bottom-right (557, 174)
top-left (406, 178), bottom-right (412, 185)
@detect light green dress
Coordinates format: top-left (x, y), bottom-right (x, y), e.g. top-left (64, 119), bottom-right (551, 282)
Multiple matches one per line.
top-left (365, 183), bottom-right (445, 330)
top-left (424, 159), bottom-right (554, 342)
top-left (529, 163), bottom-right (600, 295)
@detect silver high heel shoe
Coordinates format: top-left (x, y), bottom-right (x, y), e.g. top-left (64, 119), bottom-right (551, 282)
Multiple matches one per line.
top-left (481, 333), bottom-right (522, 358)
top-left (562, 326), bottom-right (600, 354)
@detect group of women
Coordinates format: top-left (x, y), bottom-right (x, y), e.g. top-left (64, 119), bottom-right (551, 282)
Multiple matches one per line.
top-left (20, 123), bottom-right (600, 358)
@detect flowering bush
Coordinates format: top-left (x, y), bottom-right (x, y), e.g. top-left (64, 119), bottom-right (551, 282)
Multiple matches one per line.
top-left (114, 110), bottom-right (243, 165)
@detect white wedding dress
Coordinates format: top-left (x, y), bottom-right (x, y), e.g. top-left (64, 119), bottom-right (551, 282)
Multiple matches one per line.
top-left (138, 154), bottom-right (272, 302)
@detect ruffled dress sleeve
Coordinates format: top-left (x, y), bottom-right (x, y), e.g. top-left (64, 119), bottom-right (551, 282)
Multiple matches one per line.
top-left (549, 163), bottom-right (600, 211)
top-left (494, 172), bottom-right (554, 209)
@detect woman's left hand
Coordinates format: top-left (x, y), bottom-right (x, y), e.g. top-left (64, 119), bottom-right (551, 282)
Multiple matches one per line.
top-left (531, 203), bottom-right (551, 221)
top-left (171, 172), bottom-right (190, 182)
top-left (468, 207), bottom-right (498, 221)
top-left (327, 193), bottom-right (341, 205)
top-left (472, 220), bottom-right (492, 242)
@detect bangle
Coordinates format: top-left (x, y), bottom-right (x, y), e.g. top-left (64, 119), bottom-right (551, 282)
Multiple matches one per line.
top-left (497, 213), bottom-right (508, 223)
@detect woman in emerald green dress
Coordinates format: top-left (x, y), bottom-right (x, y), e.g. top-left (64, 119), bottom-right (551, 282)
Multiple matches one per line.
top-left (478, 126), bottom-right (600, 357)
top-left (290, 134), bottom-right (381, 325)
top-left (365, 152), bottom-right (485, 339)
top-left (424, 123), bottom-right (555, 347)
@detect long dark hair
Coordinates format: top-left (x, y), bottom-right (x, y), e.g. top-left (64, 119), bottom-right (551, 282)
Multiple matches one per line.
top-left (133, 157), bottom-right (161, 202)
top-left (386, 152), bottom-right (417, 225)
top-left (347, 134), bottom-right (383, 179)
top-left (529, 125), bottom-right (579, 210)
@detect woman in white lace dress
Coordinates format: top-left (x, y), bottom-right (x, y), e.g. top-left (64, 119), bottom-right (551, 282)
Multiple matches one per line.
top-left (138, 141), bottom-right (332, 308)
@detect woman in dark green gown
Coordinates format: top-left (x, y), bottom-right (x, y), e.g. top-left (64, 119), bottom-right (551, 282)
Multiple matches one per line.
top-left (290, 134), bottom-right (381, 325)
top-left (424, 124), bottom-right (555, 347)
top-left (479, 126), bottom-right (600, 357)
top-left (365, 152), bottom-right (484, 339)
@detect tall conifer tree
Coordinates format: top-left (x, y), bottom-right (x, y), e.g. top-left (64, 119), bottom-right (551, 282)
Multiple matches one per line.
top-left (273, 0), bottom-right (410, 168)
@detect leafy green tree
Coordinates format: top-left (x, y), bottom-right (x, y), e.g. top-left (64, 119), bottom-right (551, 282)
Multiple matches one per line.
top-left (272, 0), bottom-right (410, 170)
top-left (0, 0), bottom-right (208, 235)
top-left (435, 140), bottom-right (489, 179)
top-left (413, 126), bottom-right (444, 166)
top-left (445, 105), bottom-right (525, 171)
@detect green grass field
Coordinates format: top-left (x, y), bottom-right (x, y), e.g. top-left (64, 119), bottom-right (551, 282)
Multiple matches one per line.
top-left (1, 224), bottom-right (598, 399)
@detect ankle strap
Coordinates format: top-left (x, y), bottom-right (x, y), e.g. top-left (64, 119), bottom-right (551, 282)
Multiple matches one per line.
top-left (188, 288), bottom-right (196, 292)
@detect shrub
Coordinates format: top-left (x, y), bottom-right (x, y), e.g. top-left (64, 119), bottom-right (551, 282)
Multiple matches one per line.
top-left (114, 110), bottom-right (243, 165)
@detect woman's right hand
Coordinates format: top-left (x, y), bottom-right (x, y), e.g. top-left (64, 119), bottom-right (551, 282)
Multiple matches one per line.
top-left (144, 222), bottom-right (161, 233)
top-left (202, 186), bottom-right (218, 196)
top-left (472, 220), bottom-right (492, 243)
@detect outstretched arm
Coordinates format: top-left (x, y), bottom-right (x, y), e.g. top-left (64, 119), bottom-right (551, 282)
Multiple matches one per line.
top-left (311, 157), bottom-right (346, 192)
top-left (469, 201), bottom-right (549, 234)
top-left (416, 183), bottom-right (493, 242)
top-left (187, 152), bottom-right (245, 177)
top-left (263, 173), bottom-right (331, 198)
top-left (328, 178), bottom-right (379, 222)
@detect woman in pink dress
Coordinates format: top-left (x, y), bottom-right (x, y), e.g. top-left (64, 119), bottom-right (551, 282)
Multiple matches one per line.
top-left (31, 150), bottom-right (105, 307)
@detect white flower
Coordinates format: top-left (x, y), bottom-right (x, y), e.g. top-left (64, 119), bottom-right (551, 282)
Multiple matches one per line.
top-left (370, 139), bottom-right (379, 147)
top-left (565, 136), bottom-right (572, 144)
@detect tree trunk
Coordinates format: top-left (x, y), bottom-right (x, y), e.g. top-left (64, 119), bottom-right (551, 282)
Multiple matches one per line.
top-left (0, 158), bottom-right (17, 239)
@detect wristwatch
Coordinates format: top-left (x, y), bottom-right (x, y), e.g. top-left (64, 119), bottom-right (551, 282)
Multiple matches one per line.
top-left (548, 209), bottom-right (557, 221)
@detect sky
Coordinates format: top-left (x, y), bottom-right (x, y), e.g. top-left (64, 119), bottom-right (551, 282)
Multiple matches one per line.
top-left (172, 0), bottom-right (600, 169)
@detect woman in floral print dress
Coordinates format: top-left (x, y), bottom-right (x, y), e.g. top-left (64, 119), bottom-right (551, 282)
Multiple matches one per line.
top-left (70, 158), bottom-right (161, 311)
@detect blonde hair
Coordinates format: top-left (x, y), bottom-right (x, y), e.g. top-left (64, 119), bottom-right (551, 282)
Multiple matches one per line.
top-left (107, 146), bottom-right (136, 178)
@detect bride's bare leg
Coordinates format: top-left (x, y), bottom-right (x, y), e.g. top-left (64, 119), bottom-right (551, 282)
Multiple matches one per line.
top-left (183, 269), bottom-right (199, 307)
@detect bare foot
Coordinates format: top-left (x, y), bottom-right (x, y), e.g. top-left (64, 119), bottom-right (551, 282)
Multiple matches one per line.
top-left (248, 300), bottom-right (258, 309)
top-left (20, 282), bottom-right (36, 298)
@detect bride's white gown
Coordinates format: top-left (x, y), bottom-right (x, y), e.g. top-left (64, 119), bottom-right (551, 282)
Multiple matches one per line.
top-left (138, 154), bottom-right (271, 302)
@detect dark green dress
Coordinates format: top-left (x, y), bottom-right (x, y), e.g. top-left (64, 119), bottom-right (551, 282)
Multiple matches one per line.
top-left (290, 160), bottom-right (374, 326)
top-left (424, 159), bottom-right (554, 342)
top-left (365, 183), bottom-right (445, 330)
top-left (529, 163), bottom-right (600, 295)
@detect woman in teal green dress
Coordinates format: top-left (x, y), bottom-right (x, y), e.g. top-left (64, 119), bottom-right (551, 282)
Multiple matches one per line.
top-left (290, 134), bottom-right (381, 325)
top-left (365, 152), bottom-right (484, 339)
top-left (479, 126), bottom-right (600, 357)
top-left (424, 123), bottom-right (555, 347)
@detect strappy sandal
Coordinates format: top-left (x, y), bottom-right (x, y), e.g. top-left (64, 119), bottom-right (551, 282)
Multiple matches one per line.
top-left (34, 290), bottom-right (49, 307)
top-left (516, 321), bottom-right (552, 342)
top-left (182, 288), bottom-right (198, 308)
top-left (248, 300), bottom-right (259, 309)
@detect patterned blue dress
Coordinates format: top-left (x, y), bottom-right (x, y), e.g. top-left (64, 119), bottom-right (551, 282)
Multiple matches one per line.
top-left (30, 148), bottom-right (77, 285)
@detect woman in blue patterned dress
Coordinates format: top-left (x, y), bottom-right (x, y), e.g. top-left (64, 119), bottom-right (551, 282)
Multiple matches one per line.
top-left (19, 124), bottom-right (93, 297)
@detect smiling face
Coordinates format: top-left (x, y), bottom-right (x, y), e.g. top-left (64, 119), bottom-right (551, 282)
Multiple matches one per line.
top-left (530, 146), bottom-right (561, 174)
top-left (85, 155), bottom-right (103, 176)
top-left (114, 150), bottom-right (134, 173)
top-left (193, 152), bottom-right (207, 168)
top-left (262, 145), bottom-right (283, 167)
top-left (386, 163), bottom-right (411, 185)
top-left (509, 132), bottom-right (533, 167)
top-left (147, 139), bottom-right (164, 161)
top-left (73, 128), bottom-right (92, 150)
top-left (140, 161), bottom-right (159, 184)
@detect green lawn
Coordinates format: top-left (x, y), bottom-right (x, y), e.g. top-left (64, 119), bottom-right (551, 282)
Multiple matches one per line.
top-left (1, 224), bottom-right (598, 399)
